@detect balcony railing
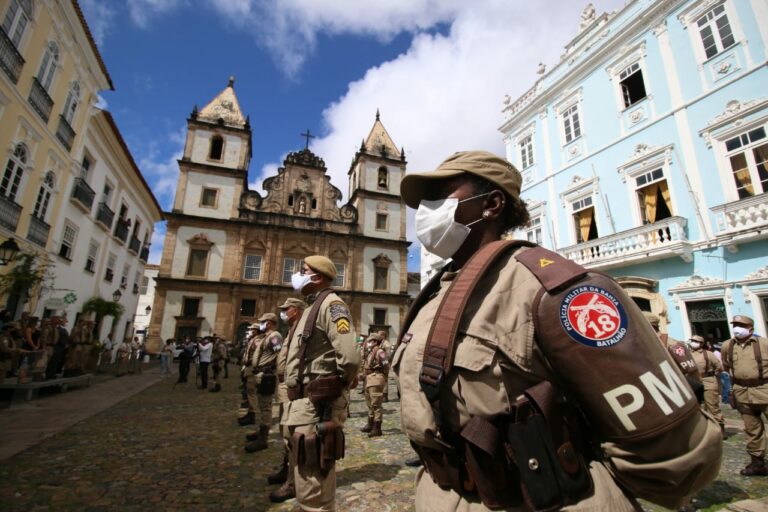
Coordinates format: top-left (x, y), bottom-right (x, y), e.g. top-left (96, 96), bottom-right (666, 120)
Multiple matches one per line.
top-left (128, 236), bottom-right (141, 254)
top-left (71, 177), bottom-right (95, 212)
top-left (95, 202), bottom-right (114, 230)
top-left (114, 220), bottom-right (129, 243)
top-left (55, 114), bottom-right (76, 151)
top-left (0, 195), bottom-right (22, 231)
top-left (711, 192), bottom-right (768, 245)
top-left (26, 214), bottom-right (50, 247)
top-left (0, 26), bottom-right (24, 84)
top-left (558, 216), bottom-right (691, 269)
top-left (139, 245), bottom-right (149, 263)
top-left (28, 77), bottom-right (54, 123)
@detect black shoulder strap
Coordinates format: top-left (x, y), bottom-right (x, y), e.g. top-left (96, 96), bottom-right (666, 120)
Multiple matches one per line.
top-left (296, 288), bottom-right (334, 387)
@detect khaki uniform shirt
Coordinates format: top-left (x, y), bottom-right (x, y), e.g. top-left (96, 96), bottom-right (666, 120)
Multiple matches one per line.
top-left (691, 348), bottom-right (722, 391)
top-left (285, 288), bottom-right (360, 426)
top-left (364, 345), bottom-right (388, 388)
top-left (394, 248), bottom-right (719, 508)
top-left (243, 334), bottom-right (263, 368)
top-left (722, 335), bottom-right (768, 405)
top-left (253, 330), bottom-right (282, 369)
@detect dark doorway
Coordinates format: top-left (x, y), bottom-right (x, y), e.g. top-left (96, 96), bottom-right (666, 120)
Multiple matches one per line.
top-left (686, 299), bottom-right (730, 344)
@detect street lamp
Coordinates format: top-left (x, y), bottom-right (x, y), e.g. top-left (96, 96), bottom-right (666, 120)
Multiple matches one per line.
top-left (112, 289), bottom-right (122, 302)
top-left (0, 238), bottom-right (20, 265)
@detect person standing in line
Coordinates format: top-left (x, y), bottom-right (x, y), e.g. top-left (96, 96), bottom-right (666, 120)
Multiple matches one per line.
top-left (239, 324), bottom-right (263, 426)
top-left (46, 316), bottom-right (69, 379)
top-left (116, 337), bottom-right (131, 377)
top-left (177, 337), bottom-right (195, 383)
top-left (244, 313), bottom-right (283, 452)
top-left (160, 338), bottom-right (174, 377)
top-left (377, 331), bottom-right (392, 402)
top-left (197, 336), bottom-right (213, 390)
top-left (268, 297), bottom-right (307, 503)
top-left (284, 255), bottom-right (360, 512)
top-left (689, 335), bottom-right (726, 438)
top-left (209, 337), bottom-right (227, 392)
top-left (361, 333), bottom-right (388, 437)
top-left (131, 336), bottom-right (144, 375)
top-left (722, 315), bottom-right (768, 476)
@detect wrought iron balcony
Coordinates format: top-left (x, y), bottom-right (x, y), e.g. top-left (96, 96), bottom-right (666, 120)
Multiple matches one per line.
top-left (0, 26), bottom-right (24, 84)
top-left (28, 77), bottom-right (54, 123)
top-left (0, 195), bottom-right (22, 231)
top-left (139, 246), bottom-right (149, 263)
top-left (95, 202), bottom-right (114, 230)
top-left (55, 114), bottom-right (76, 151)
top-left (128, 236), bottom-right (141, 254)
top-left (558, 216), bottom-right (692, 270)
top-left (114, 219), bottom-right (129, 243)
top-left (711, 192), bottom-right (768, 248)
top-left (26, 214), bottom-right (50, 247)
top-left (71, 177), bottom-right (95, 212)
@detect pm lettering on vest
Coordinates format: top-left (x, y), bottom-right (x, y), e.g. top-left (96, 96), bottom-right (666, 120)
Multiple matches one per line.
top-left (603, 360), bottom-right (693, 432)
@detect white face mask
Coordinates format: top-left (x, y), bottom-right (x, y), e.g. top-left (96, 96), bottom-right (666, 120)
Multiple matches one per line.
top-left (733, 326), bottom-right (752, 339)
top-left (415, 193), bottom-right (489, 259)
top-left (279, 311), bottom-right (289, 322)
top-left (259, 322), bottom-right (267, 332)
top-left (689, 341), bottom-right (701, 350)
top-left (291, 272), bottom-right (316, 292)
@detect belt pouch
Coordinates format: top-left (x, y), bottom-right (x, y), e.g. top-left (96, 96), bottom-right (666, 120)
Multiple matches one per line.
top-left (303, 432), bottom-right (319, 470)
top-left (258, 374), bottom-right (277, 395)
top-left (290, 432), bottom-right (305, 468)
top-left (306, 375), bottom-right (343, 406)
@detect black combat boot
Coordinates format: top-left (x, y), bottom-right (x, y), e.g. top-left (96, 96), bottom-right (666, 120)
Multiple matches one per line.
top-left (245, 424), bottom-right (269, 452)
top-left (361, 417), bottom-right (373, 433)
top-left (269, 482), bottom-right (295, 503)
top-left (369, 421), bottom-right (382, 438)
top-left (237, 411), bottom-right (255, 426)
top-left (740, 455), bottom-right (768, 476)
top-left (267, 453), bottom-right (289, 485)
top-left (245, 430), bottom-right (260, 441)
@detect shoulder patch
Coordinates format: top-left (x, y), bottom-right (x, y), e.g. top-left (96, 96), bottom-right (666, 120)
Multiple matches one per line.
top-left (328, 301), bottom-right (350, 322)
top-left (336, 318), bottom-right (351, 334)
top-left (559, 285), bottom-right (628, 348)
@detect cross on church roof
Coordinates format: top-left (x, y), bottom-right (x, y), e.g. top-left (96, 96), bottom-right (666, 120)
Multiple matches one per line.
top-left (300, 129), bottom-right (315, 150)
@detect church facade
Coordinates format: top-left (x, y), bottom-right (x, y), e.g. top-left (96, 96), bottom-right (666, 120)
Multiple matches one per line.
top-left (146, 80), bottom-right (410, 350)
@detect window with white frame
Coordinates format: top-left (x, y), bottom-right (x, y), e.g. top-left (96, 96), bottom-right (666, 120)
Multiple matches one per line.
top-left (58, 222), bottom-right (77, 261)
top-left (562, 104), bottom-right (582, 144)
top-left (696, 4), bottom-right (735, 59)
top-left (85, 239), bottom-right (98, 273)
top-left (571, 196), bottom-right (598, 243)
top-left (37, 41), bottom-right (59, 91)
top-left (2, 0), bottom-right (32, 48)
top-left (243, 254), bottom-right (262, 280)
top-left (618, 62), bottom-right (647, 108)
top-left (133, 271), bottom-right (141, 294)
top-left (519, 135), bottom-right (534, 169)
top-left (32, 171), bottom-right (54, 220)
top-left (282, 257), bottom-right (303, 283)
top-left (526, 216), bottom-right (543, 245)
top-left (120, 263), bottom-right (130, 289)
top-left (62, 82), bottom-right (80, 124)
top-left (140, 276), bottom-right (149, 294)
top-left (105, 253), bottom-right (116, 282)
top-left (333, 263), bottom-right (345, 288)
top-left (1, 143), bottom-right (27, 201)
top-left (634, 168), bottom-right (673, 224)
top-left (724, 127), bottom-right (768, 199)
top-left (81, 154), bottom-right (92, 179)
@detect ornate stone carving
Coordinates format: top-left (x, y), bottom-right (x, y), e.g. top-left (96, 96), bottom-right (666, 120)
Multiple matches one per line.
top-left (240, 191), bottom-right (262, 210)
top-left (744, 265), bottom-right (768, 281)
top-left (717, 61), bottom-right (732, 74)
top-left (284, 148), bottom-right (326, 170)
top-left (373, 253), bottom-right (393, 267)
top-left (187, 233), bottom-right (214, 247)
top-left (672, 274), bottom-right (724, 289)
top-left (629, 108), bottom-right (645, 124)
top-left (579, 3), bottom-right (596, 32)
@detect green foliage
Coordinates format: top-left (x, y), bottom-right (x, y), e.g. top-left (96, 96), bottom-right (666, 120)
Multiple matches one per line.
top-left (82, 297), bottom-right (124, 318)
top-left (0, 252), bottom-right (54, 300)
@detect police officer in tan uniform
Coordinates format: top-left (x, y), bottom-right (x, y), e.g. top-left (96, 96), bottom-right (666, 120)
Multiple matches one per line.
top-left (394, 151), bottom-right (721, 511)
top-left (245, 313), bottom-right (282, 452)
top-left (377, 330), bottom-right (392, 402)
top-left (361, 333), bottom-right (388, 437)
top-left (239, 324), bottom-right (263, 426)
top-left (689, 334), bottom-right (726, 438)
top-left (268, 297), bottom-right (307, 503)
top-left (722, 314), bottom-right (768, 476)
top-left (284, 255), bottom-right (360, 512)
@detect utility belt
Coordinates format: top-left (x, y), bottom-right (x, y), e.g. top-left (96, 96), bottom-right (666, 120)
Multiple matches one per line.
top-left (287, 374), bottom-right (344, 405)
top-left (291, 420), bottom-right (345, 476)
top-left (415, 381), bottom-right (595, 512)
top-left (252, 364), bottom-right (275, 374)
top-left (702, 372), bottom-right (717, 377)
top-left (254, 365), bottom-right (277, 395)
top-left (733, 377), bottom-right (768, 387)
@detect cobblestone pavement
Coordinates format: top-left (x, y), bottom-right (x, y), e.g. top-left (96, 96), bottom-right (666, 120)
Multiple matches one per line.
top-left (0, 365), bottom-right (767, 511)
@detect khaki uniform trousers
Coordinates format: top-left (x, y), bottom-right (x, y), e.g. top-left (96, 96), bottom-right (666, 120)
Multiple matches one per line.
top-left (246, 373), bottom-right (257, 413)
top-left (365, 372), bottom-right (386, 422)
top-left (252, 372), bottom-right (274, 427)
top-left (702, 376), bottom-right (724, 426)
top-left (289, 392), bottom-right (349, 512)
top-left (212, 361), bottom-right (222, 387)
top-left (277, 382), bottom-right (295, 487)
top-left (739, 402), bottom-right (768, 457)
top-left (117, 354), bottom-right (129, 375)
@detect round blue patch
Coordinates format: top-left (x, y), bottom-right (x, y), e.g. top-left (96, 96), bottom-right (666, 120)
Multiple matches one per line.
top-left (559, 285), bottom-right (628, 348)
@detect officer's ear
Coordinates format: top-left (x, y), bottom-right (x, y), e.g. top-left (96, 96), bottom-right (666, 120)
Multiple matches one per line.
top-left (482, 189), bottom-right (506, 221)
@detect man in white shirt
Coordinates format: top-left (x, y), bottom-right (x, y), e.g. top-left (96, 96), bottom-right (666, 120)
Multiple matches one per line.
top-left (197, 337), bottom-right (213, 390)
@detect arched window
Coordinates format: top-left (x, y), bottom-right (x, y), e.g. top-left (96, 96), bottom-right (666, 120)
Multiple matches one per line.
top-left (209, 135), bottom-right (224, 160)
top-left (33, 171), bottom-right (54, 219)
top-left (2, 0), bottom-right (33, 48)
top-left (311, 198), bottom-right (317, 209)
top-left (37, 41), bottom-right (59, 91)
top-left (377, 166), bottom-right (388, 188)
top-left (62, 81), bottom-right (80, 123)
top-left (1, 144), bottom-right (28, 201)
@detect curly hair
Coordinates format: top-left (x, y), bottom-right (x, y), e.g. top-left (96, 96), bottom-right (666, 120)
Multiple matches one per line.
top-left (468, 175), bottom-right (530, 234)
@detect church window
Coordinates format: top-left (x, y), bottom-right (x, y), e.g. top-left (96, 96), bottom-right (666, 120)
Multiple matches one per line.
top-left (1, 143), bottom-right (28, 202)
top-left (32, 170), bottom-right (54, 220)
top-left (374, 266), bottom-right (388, 290)
top-left (724, 127), bottom-right (768, 199)
top-left (200, 187), bottom-right (218, 207)
top-left (375, 213), bottom-right (388, 231)
top-left (186, 248), bottom-right (209, 277)
top-left (282, 257), bottom-right (303, 283)
top-left (243, 254), bottom-right (262, 280)
top-left (58, 221), bottom-right (77, 261)
top-left (240, 299), bottom-right (256, 317)
top-left (571, 196), bottom-right (598, 244)
top-left (209, 135), bottom-right (224, 161)
top-left (288, 195), bottom-right (294, 206)
top-left (333, 263), bottom-right (345, 288)
top-left (696, 5), bottom-right (735, 59)
top-left (312, 198), bottom-right (317, 209)
top-left (37, 41), bottom-right (59, 92)
top-left (618, 63), bottom-right (647, 109)
top-left (378, 167), bottom-right (388, 189)
top-left (182, 297), bottom-right (200, 318)
top-left (373, 308), bottom-right (387, 326)
top-left (2, 0), bottom-right (31, 49)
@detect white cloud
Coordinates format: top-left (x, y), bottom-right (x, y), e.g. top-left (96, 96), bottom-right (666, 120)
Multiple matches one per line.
top-left (136, 127), bottom-right (186, 210)
top-left (148, 222), bottom-right (166, 264)
top-left (126, 0), bottom-right (185, 28)
top-left (78, 0), bottom-right (118, 45)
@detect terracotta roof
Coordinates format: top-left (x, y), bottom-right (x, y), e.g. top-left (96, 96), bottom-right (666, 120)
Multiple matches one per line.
top-left (100, 110), bottom-right (163, 218)
top-left (71, 0), bottom-right (114, 90)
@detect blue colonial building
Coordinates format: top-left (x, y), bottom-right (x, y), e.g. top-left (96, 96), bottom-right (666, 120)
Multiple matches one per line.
top-left (500, 0), bottom-right (768, 343)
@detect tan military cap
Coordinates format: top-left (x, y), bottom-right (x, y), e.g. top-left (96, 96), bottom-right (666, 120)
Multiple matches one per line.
top-left (642, 312), bottom-right (660, 326)
top-left (248, 323), bottom-right (260, 330)
top-left (305, 255), bottom-right (336, 280)
top-left (258, 313), bottom-right (278, 323)
top-left (690, 335), bottom-right (705, 343)
top-left (279, 298), bottom-right (308, 309)
top-left (400, 150), bottom-right (523, 209)
top-left (367, 333), bottom-right (382, 342)
top-left (731, 315), bottom-right (754, 327)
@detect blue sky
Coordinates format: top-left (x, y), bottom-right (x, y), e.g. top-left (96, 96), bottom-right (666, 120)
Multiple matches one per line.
top-left (79, 0), bottom-right (625, 271)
